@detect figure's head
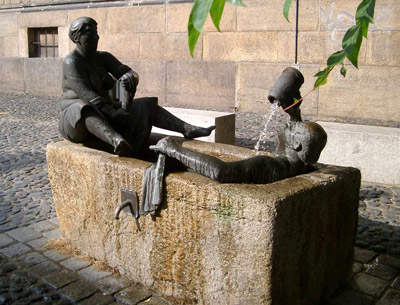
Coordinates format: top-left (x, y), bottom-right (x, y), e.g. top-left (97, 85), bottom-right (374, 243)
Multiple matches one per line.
top-left (69, 17), bottom-right (99, 55)
top-left (283, 121), bottom-right (327, 164)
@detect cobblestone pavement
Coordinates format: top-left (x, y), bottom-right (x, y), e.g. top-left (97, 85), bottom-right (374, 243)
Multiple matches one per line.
top-left (0, 92), bottom-right (399, 304)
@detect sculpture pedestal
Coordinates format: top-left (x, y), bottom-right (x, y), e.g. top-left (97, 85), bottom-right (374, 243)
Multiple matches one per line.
top-left (47, 140), bottom-right (360, 305)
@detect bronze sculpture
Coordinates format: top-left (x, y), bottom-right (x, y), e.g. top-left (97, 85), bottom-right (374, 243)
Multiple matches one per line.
top-left (150, 121), bottom-right (327, 184)
top-left (59, 17), bottom-right (214, 156)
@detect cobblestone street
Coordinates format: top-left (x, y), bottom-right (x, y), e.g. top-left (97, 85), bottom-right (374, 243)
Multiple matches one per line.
top-left (0, 92), bottom-right (399, 304)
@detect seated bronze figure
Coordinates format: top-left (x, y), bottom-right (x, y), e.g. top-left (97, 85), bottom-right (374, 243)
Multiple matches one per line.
top-left (59, 17), bottom-right (214, 156)
top-left (150, 121), bottom-right (327, 184)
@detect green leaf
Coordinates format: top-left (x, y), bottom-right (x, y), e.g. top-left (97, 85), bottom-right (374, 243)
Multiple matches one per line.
top-left (327, 50), bottom-right (345, 67)
top-left (191, 0), bottom-right (215, 33)
top-left (361, 20), bottom-right (370, 38)
top-left (340, 66), bottom-right (347, 77)
top-left (283, 0), bottom-right (293, 22)
top-left (227, 0), bottom-right (245, 7)
top-left (356, 0), bottom-right (375, 24)
top-left (342, 23), bottom-right (363, 68)
top-left (188, 15), bottom-right (201, 57)
top-left (313, 67), bottom-right (332, 89)
top-left (210, 0), bottom-right (226, 31)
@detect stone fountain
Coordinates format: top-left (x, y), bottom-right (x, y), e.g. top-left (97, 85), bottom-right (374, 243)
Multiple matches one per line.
top-left (47, 18), bottom-right (361, 305)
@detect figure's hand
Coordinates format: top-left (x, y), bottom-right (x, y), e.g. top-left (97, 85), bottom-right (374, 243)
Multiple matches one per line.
top-left (120, 71), bottom-right (139, 93)
top-left (149, 137), bottom-right (179, 157)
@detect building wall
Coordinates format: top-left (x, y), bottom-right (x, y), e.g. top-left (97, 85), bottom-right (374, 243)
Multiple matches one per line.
top-left (0, 0), bottom-right (399, 123)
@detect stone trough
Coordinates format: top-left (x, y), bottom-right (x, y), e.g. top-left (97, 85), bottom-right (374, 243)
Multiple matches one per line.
top-left (46, 140), bottom-right (361, 305)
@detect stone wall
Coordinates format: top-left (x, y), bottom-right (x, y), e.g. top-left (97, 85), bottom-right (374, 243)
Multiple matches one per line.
top-left (0, 0), bottom-right (399, 123)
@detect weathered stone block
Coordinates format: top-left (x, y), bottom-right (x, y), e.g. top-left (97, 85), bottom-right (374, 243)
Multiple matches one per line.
top-left (367, 31), bottom-right (400, 66)
top-left (58, 26), bottom-right (71, 58)
top-left (0, 57), bottom-right (25, 92)
top-left (47, 140), bottom-right (360, 305)
top-left (24, 58), bottom-right (63, 95)
top-left (102, 33), bottom-right (140, 60)
top-left (0, 12), bottom-right (19, 37)
top-left (203, 32), bottom-right (277, 62)
top-left (107, 6), bottom-right (165, 34)
top-left (4, 35), bottom-right (19, 57)
top-left (18, 10), bottom-right (67, 27)
top-left (139, 33), bottom-right (202, 60)
top-left (0, 37), bottom-right (4, 56)
top-left (166, 2), bottom-right (236, 33)
top-left (317, 66), bottom-right (400, 122)
top-left (18, 28), bottom-right (28, 57)
top-left (277, 32), bottom-right (295, 63)
top-left (166, 61), bottom-right (235, 111)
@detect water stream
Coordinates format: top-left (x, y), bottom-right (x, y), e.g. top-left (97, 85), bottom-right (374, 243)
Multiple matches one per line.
top-left (254, 101), bottom-right (280, 154)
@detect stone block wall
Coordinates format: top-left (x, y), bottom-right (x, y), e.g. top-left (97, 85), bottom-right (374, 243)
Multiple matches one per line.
top-left (0, 0), bottom-right (399, 123)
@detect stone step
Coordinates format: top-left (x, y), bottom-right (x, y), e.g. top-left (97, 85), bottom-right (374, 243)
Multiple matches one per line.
top-left (317, 122), bottom-right (400, 185)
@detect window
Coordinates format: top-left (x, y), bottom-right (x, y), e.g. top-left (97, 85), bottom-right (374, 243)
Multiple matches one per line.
top-left (28, 27), bottom-right (58, 58)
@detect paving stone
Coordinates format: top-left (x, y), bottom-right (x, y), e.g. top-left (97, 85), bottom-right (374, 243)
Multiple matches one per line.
top-left (0, 243), bottom-right (31, 258)
top-left (49, 217), bottom-right (59, 226)
top-left (377, 255), bottom-right (400, 270)
top-left (42, 228), bottom-right (61, 239)
top-left (42, 269), bottom-right (79, 289)
top-left (353, 262), bottom-right (363, 274)
top-left (138, 296), bottom-right (171, 305)
top-left (391, 276), bottom-right (400, 289)
top-left (6, 227), bottom-right (42, 242)
top-left (376, 288), bottom-right (400, 305)
top-left (355, 248), bottom-right (378, 264)
top-left (29, 260), bottom-right (60, 277)
top-left (16, 252), bottom-right (48, 267)
top-left (0, 233), bottom-right (15, 248)
top-left (366, 262), bottom-right (399, 281)
top-left (114, 286), bottom-right (152, 305)
top-left (353, 273), bottom-right (389, 297)
top-left (27, 237), bottom-right (49, 250)
top-left (78, 266), bottom-right (112, 283)
top-left (43, 250), bottom-right (71, 262)
top-left (95, 276), bottom-right (129, 296)
top-left (29, 219), bottom-right (57, 233)
top-left (60, 258), bottom-right (92, 271)
top-left (60, 280), bottom-right (98, 303)
top-left (77, 292), bottom-right (115, 305)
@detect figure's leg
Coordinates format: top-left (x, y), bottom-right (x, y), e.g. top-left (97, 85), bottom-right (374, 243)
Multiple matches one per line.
top-left (154, 106), bottom-right (215, 139)
top-left (83, 108), bottom-right (133, 157)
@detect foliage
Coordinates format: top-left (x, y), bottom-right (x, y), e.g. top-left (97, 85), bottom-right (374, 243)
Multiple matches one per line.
top-left (188, 0), bottom-right (376, 90)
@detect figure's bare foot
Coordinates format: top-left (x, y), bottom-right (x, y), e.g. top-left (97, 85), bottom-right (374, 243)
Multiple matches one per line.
top-left (183, 125), bottom-right (215, 139)
top-left (149, 137), bottom-right (179, 156)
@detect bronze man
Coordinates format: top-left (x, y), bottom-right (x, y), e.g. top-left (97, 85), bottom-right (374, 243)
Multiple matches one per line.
top-left (59, 17), bottom-right (214, 156)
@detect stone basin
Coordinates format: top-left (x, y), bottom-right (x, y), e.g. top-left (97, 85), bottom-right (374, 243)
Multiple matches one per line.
top-left (46, 140), bottom-right (361, 305)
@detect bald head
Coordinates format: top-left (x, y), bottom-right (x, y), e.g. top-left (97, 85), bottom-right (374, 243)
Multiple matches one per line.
top-left (283, 121), bottom-right (327, 164)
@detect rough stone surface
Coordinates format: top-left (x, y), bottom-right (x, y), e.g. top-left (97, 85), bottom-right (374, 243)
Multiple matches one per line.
top-left (60, 258), bottom-right (92, 271)
top-left (47, 139), bottom-right (360, 305)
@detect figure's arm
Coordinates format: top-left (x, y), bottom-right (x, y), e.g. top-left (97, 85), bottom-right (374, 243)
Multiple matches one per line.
top-left (101, 52), bottom-right (139, 110)
top-left (64, 57), bottom-right (129, 122)
top-left (150, 137), bottom-right (288, 184)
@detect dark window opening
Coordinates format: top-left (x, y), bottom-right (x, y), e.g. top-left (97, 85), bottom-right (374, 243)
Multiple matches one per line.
top-left (28, 27), bottom-right (58, 58)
